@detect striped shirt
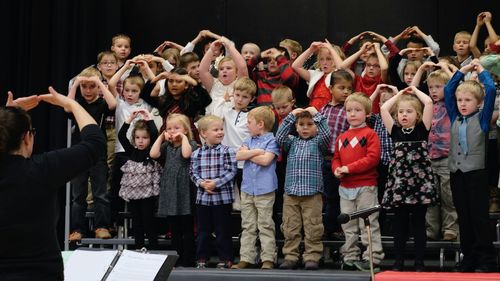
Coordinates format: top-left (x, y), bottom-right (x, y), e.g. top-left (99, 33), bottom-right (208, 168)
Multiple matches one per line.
top-left (190, 143), bottom-right (237, 206)
top-left (320, 103), bottom-right (349, 154)
top-left (276, 113), bottom-right (331, 196)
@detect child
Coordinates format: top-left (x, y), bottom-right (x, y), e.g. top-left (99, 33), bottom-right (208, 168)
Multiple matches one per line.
top-left (341, 42), bottom-right (388, 114)
top-left (232, 106), bottom-right (280, 269)
top-left (332, 93), bottom-right (384, 272)
top-left (108, 71), bottom-right (153, 230)
top-left (380, 86), bottom-right (437, 272)
top-left (216, 77), bottom-right (257, 190)
top-left (292, 40), bottom-right (344, 110)
top-left (247, 47), bottom-right (299, 105)
top-left (150, 113), bottom-right (198, 267)
top-left (200, 37), bottom-right (248, 115)
top-left (319, 70), bottom-right (353, 240)
top-left (367, 84), bottom-right (396, 231)
top-left (67, 67), bottom-right (116, 241)
top-left (190, 115), bottom-right (238, 269)
top-left (453, 31), bottom-right (474, 68)
top-left (241, 43), bottom-right (261, 61)
top-left (272, 86), bottom-right (296, 124)
top-left (118, 109), bottom-right (161, 249)
top-left (111, 34), bottom-right (132, 67)
top-left (279, 38), bottom-right (310, 108)
top-left (276, 106), bottom-right (331, 270)
top-left (444, 59), bottom-right (497, 272)
top-left (416, 69), bottom-right (459, 241)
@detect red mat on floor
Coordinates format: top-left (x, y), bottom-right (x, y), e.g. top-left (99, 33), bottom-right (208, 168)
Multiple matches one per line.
top-left (375, 271), bottom-right (500, 281)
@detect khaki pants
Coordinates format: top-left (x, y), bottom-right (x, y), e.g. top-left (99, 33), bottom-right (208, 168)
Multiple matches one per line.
top-left (426, 158), bottom-right (459, 239)
top-left (281, 193), bottom-right (324, 263)
top-left (340, 187), bottom-right (384, 264)
top-left (239, 191), bottom-right (276, 263)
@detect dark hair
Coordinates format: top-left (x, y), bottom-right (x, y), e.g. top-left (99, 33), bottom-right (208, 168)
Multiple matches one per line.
top-left (330, 69), bottom-right (354, 86)
top-left (130, 120), bottom-right (152, 144)
top-left (159, 67), bottom-right (197, 118)
top-left (407, 36), bottom-right (426, 47)
top-left (0, 106), bottom-right (32, 158)
top-left (295, 110), bottom-right (313, 120)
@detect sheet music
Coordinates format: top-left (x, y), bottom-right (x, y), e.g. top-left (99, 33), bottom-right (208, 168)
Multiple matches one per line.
top-left (64, 249), bottom-right (118, 281)
top-left (106, 250), bottom-right (167, 281)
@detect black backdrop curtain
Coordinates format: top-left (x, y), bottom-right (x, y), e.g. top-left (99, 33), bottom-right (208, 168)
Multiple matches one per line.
top-left (0, 0), bottom-right (498, 245)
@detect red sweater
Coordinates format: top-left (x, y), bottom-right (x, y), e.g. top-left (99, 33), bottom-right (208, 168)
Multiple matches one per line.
top-left (332, 126), bottom-right (381, 188)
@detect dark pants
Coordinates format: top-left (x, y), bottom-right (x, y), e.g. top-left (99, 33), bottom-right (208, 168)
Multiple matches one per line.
top-left (130, 197), bottom-right (158, 249)
top-left (196, 204), bottom-right (233, 262)
top-left (110, 152), bottom-right (129, 225)
top-left (322, 159), bottom-right (341, 234)
top-left (273, 160), bottom-right (286, 238)
top-left (451, 169), bottom-right (496, 268)
top-left (169, 215), bottom-right (195, 266)
top-left (392, 204), bottom-right (428, 262)
top-left (377, 163), bottom-right (389, 232)
top-left (71, 159), bottom-right (110, 233)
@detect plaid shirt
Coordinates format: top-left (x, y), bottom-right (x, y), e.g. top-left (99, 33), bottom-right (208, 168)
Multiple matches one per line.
top-left (276, 113), bottom-right (331, 196)
top-left (368, 114), bottom-right (393, 165)
top-left (190, 143), bottom-right (237, 206)
top-left (320, 103), bottom-right (349, 154)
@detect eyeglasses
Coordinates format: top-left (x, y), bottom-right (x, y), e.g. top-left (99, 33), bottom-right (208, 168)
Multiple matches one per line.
top-left (100, 61), bottom-right (117, 66)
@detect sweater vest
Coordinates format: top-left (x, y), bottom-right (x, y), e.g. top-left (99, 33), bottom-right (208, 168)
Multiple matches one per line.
top-left (448, 113), bottom-right (487, 173)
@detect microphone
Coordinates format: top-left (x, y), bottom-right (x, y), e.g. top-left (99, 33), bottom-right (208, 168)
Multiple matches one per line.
top-left (337, 205), bottom-right (381, 224)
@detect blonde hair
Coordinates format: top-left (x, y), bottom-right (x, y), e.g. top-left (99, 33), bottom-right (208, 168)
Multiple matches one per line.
top-left (248, 106), bottom-right (275, 132)
top-left (166, 113), bottom-right (193, 141)
top-left (344, 92), bottom-right (372, 114)
top-left (314, 45), bottom-right (346, 69)
top-left (397, 95), bottom-right (423, 123)
top-left (112, 34), bottom-right (131, 46)
top-left (454, 31), bottom-right (471, 42)
top-left (124, 76), bottom-right (145, 90)
top-left (234, 77), bottom-right (257, 97)
top-left (272, 86), bottom-right (294, 104)
top-left (79, 66), bottom-right (102, 79)
top-left (197, 115), bottom-right (223, 132)
top-left (97, 51), bottom-right (118, 64)
top-left (217, 57), bottom-right (236, 70)
top-left (241, 43), bottom-right (261, 54)
top-left (280, 39), bottom-right (303, 55)
top-left (427, 70), bottom-right (450, 85)
top-left (161, 48), bottom-right (180, 65)
top-left (456, 80), bottom-right (485, 103)
top-left (404, 60), bottom-right (422, 72)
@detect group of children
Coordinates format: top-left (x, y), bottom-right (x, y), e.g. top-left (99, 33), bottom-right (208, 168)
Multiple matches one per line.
top-left (64, 10), bottom-right (500, 273)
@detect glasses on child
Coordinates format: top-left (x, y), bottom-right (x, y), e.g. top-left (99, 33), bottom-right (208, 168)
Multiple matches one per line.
top-left (100, 61), bottom-right (117, 66)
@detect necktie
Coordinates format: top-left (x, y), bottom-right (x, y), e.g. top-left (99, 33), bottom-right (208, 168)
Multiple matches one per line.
top-left (458, 117), bottom-right (468, 155)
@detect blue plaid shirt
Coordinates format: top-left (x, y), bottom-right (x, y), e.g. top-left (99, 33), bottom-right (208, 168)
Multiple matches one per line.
top-left (276, 113), bottom-right (331, 196)
top-left (190, 143), bottom-right (237, 206)
top-left (368, 114), bottom-right (393, 165)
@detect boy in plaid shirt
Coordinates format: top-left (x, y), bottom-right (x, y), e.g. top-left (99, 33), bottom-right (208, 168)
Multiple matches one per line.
top-left (276, 106), bottom-right (331, 270)
top-left (190, 115), bottom-right (238, 269)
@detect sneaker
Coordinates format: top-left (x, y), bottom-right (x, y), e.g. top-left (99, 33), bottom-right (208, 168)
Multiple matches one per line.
top-left (304, 260), bottom-right (319, 270)
top-left (231, 261), bottom-right (253, 269)
top-left (68, 231), bottom-right (82, 242)
top-left (341, 259), bottom-right (357, 270)
top-left (261, 261), bottom-right (274, 269)
top-left (95, 228), bottom-right (111, 239)
top-left (354, 260), bottom-right (380, 272)
top-left (216, 261), bottom-right (233, 269)
top-left (279, 259), bottom-right (297, 269)
top-left (196, 260), bottom-right (207, 269)
top-left (442, 233), bottom-right (457, 241)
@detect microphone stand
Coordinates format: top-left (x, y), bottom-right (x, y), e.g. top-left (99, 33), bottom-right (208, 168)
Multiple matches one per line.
top-left (362, 216), bottom-right (375, 281)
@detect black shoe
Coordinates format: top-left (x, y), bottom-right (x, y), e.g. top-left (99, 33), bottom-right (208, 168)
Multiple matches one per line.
top-left (454, 261), bottom-right (475, 272)
top-left (475, 264), bottom-right (496, 273)
top-left (393, 259), bottom-right (404, 271)
top-left (415, 260), bottom-right (425, 272)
